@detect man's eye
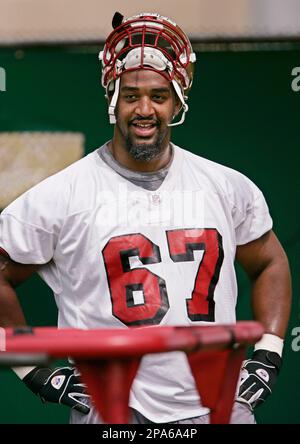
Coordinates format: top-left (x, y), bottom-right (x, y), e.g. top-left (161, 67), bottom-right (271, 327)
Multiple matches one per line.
top-left (152, 95), bottom-right (165, 101)
top-left (125, 95), bottom-right (137, 100)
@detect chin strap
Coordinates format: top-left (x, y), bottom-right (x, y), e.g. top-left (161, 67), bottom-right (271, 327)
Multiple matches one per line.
top-left (168, 80), bottom-right (189, 127)
top-left (108, 77), bottom-right (120, 124)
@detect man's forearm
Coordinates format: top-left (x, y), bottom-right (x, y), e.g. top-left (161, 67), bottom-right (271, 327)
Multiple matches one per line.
top-left (237, 255), bottom-right (290, 409)
top-left (251, 256), bottom-right (292, 339)
top-left (0, 281), bottom-right (27, 327)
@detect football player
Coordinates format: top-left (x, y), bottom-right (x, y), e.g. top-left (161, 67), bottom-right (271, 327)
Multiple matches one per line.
top-left (0, 12), bottom-right (291, 424)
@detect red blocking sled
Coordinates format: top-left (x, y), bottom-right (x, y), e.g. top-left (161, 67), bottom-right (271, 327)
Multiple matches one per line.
top-left (1, 322), bottom-right (263, 424)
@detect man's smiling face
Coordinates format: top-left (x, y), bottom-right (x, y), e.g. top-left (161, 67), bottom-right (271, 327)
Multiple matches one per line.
top-left (114, 69), bottom-right (180, 162)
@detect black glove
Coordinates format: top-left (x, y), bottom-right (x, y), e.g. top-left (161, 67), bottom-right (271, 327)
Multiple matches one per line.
top-left (236, 349), bottom-right (282, 410)
top-left (23, 366), bottom-right (90, 414)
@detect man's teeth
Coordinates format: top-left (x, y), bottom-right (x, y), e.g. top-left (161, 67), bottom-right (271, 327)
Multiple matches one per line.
top-left (134, 123), bottom-right (154, 127)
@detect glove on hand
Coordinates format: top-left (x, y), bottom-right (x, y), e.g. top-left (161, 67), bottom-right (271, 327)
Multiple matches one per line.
top-left (23, 366), bottom-right (90, 414)
top-left (237, 349), bottom-right (282, 410)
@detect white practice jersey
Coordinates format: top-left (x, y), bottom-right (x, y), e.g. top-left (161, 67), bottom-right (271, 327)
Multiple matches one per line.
top-left (0, 143), bottom-right (272, 422)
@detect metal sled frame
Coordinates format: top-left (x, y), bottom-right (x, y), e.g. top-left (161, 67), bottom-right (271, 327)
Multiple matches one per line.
top-left (1, 322), bottom-right (263, 424)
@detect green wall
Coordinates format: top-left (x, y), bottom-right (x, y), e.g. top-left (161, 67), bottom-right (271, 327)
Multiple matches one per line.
top-left (0, 45), bottom-right (299, 423)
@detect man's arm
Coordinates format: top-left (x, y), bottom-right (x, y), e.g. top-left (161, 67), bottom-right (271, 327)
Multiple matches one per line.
top-left (0, 254), bottom-right (39, 327)
top-left (235, 229), bottom-right (292, 409)
top-left (0, 254), bottom-right (90, 414)
top-left (236, 229), bottom-right (291, 338)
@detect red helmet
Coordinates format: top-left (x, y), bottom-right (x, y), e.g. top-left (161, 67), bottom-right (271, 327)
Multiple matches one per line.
top-left (99, 12), bottom-right (196, 126)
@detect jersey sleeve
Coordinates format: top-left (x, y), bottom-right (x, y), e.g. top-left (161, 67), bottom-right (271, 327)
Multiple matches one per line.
top-left (0, 174), bottom-right (69, 264)
top-left (231, 174), bottom-right (273, 246)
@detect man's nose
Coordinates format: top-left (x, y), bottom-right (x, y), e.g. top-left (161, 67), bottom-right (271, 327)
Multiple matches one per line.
top-left (135, 96), bottom-right (154, 117)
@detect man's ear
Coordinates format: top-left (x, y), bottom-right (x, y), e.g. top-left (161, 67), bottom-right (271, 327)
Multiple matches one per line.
top-left (171, 83), bottom-right (183, 118)
top-left (173, 96), bottom-right (182, 118)
top-left (106, 81), bottom-right (116, 104)
top-left (106, 91), bottom-right (113, 104)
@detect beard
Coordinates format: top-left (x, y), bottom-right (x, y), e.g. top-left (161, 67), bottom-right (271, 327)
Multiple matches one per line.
top-left (116, 116), bottom-right (169, 162)
top-left (125, 136), bottom-right (164, 162)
